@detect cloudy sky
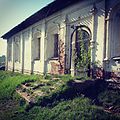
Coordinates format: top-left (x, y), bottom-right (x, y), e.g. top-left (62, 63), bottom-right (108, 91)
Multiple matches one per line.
top-left (0, 0), bottom-right (53, 56)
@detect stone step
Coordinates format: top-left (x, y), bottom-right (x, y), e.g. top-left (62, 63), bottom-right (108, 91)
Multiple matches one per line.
top-left (16, 90), bottom-right (36, 104)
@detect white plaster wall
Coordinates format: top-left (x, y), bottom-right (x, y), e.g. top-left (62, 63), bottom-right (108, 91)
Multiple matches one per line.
top-left (46, 25), bottom-right (57, 59)
top-left (60, 0), bottom-right (105, 70)
top-left (32, 21), bottom-right (45, 74)
top-left (45, 20), bottom-right (59, 73)
top-left (14, 33), bottom-right (22, 72)
top-left (105, 1), bottom-right (120, 73)
top-left (33, 60), bottom-right (44, 74)
top-left (95, 0), bottom-right (105, 64)
top-left (7, 31), bottom-right (24, 73)
top-left (45, 14), bottom-right (67, 73)
top-left (7, 61), bottom-right (13, 71)
top-left (32, 24), bottom-right (42, 60)
top-left (46, 61), bottom-right (51, 73)
top-left (7, 37), bottom-right (15, 71)
top-left (6, 0), bottom-right (106, 74)
top-left (14, 62), bottom-right (21, 72)
top-left (45, 17), bottom-right (60, 60)
top-left (23, 30), bottom-right (32, 73)
top-left (29, 0), bottom-right (105, 74)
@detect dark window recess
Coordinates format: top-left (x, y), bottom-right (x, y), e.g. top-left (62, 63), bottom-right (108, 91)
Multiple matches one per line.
top-left (37, 38), bottom-right (41, 59)
top-left (38, 38), bottom-right (41, 59)
top-left (34, 37), bottom-right (41, 60)
top-left (54, 34), bottom-right (59, 57)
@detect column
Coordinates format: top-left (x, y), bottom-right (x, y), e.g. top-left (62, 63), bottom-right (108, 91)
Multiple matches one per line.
top-left (71, 31), bottom-right (76, 76)
top-left (12, 37), bottom-right (15, 72)
top-left (65, 15), bottom-right (70, 73)
top-left (42, 20), bottom-right (47, 74)
top-left (90, 4), bottom-right (98, 64)
top-left (6, 40), bottom-right (8, 70)
top-left (29, 28), bottom-right (33, 74)
top-left (21, 32), bottom-right (24, 73)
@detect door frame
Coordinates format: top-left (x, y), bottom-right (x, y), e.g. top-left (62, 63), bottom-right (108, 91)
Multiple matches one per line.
top-left (70, 25), bottom-right (92, 76)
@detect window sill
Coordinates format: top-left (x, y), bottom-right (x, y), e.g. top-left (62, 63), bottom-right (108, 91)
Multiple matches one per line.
top-left (15, 61), bottom-right (20, 63)
top-left (50, 57), bottom-right (59, 60)
top-left (48, 57), bottom-right (59, 63)
top-left (8, 60), bottom-right (12, 62)
top-left (112, 56), bottom-right (120, 61)
top-left (34, 58), bottom-right (40, 61)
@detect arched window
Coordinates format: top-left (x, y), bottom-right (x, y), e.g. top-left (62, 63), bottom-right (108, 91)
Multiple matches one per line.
top-left (33, 32), bottom-right (41, 60)
top-left (76, 29), bottom-right (90, 58)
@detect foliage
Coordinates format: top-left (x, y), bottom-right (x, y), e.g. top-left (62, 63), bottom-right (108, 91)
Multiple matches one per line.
top-left (74, 31), bottom-right (91, 70)
top-left (0, 55), bottom-right (5, 66)
top-left (0, 71), bottom-right (37, 100)
top-left (0, 71), bottom-right (40, 120)
top-left (13, 97), bottom-right (119, 120)
top-left (0, 71), bottom-right (119, 120)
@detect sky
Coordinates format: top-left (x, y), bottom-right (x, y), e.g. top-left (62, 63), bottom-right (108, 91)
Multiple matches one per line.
top-left (0, 0), bottom-right (54, 56)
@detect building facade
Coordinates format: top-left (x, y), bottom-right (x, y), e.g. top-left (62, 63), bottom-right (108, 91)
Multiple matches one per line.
top-left (1, 0), bottom-right (120, 79)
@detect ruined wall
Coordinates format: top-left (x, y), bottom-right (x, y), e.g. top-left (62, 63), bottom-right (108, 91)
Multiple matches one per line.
top-left (8, 29), bottom-right (32, 74)
top-left (8, 0), bottom-right (120, 78)
top-left (7, 0), bottom-right (106, 76)
top-left (7, 34), bottom-right (23, 73)
top-left (7, 38), bottom-right (13, 71)
top-left (31, 21), bottom-right (45, 74)
top-left (59, 0), bottom-right (105, 76)
top-left (45, 14), bottom-right (66, 75)
top-left (104, 1), bottom-right (120, 79)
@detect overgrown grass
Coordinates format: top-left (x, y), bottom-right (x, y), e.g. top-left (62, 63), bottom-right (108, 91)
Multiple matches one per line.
top-left (98, 89), bottom-right (120, 108)
top-left (0, 71), bottom-right (119, 120)
top-left (13, 97), bottom-right (117, 120)
top-left (0, 71), bottom-right (38, 100)
top-left (0, 71), bottom-right (39, 120)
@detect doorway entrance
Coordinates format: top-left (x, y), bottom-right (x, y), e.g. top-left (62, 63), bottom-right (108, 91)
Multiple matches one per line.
top-left (71, 25), bottom-right (91, 77)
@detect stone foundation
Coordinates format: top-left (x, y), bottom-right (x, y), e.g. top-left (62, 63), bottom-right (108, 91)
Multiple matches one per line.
top-left (105, 71), bottom-right (120, 80)
top-left (92, 66), bottom-right (120, 81)
top-left (50, 61), bottom-right (60, 75)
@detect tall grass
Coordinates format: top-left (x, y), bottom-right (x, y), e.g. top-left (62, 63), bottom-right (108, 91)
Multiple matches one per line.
top-left (13, 97), bottom-right (118, 120)
top-left (0, 71), bottom-right (119, 120)
top-left (0, 71), bottom-right (38, 100)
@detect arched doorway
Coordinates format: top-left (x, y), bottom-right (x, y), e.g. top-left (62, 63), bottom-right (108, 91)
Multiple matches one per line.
top-left (70, 25), bottom-right (91, 76)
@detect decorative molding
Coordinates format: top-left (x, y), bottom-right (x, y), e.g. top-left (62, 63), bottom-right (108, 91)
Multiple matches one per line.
top-left (90, 3), bottom-right (98, 15)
